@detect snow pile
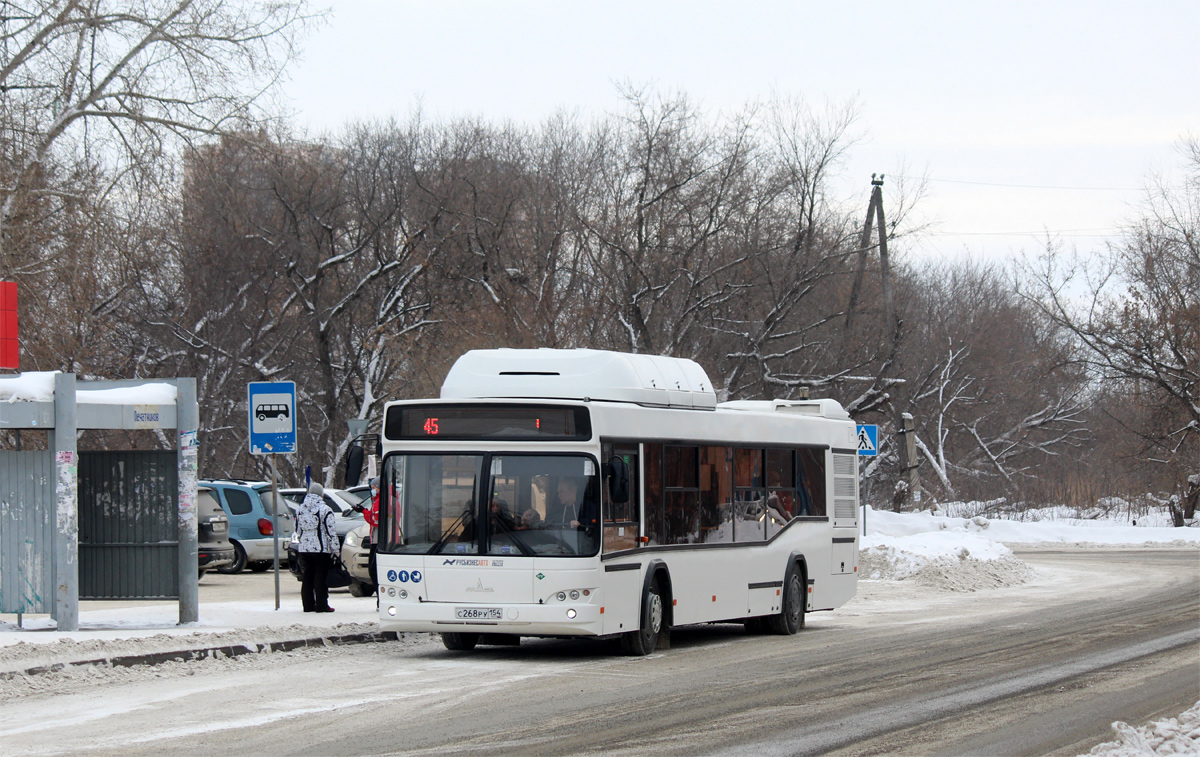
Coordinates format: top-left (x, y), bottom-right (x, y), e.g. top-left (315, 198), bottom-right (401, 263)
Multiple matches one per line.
top-left (0, 371), bottom-right (57, 402)
top-left (861, 529), bottom-right (1034, 591)
top-left (79, 384), bottom-right (177, 404)
top-left (941, 499), bottom-right (1190, 529)
top-left (0, 371), bottom-right (177, 404)
top-left (1087, 701), bottom-right (1200, 756)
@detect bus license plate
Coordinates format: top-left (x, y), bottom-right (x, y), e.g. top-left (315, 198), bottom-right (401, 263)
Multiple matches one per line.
top-left (455, 607), bottom-right (502, 620)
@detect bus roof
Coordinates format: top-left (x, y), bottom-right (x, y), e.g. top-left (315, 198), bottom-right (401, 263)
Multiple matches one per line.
top-left (441, 348), bottom-right (717, 410)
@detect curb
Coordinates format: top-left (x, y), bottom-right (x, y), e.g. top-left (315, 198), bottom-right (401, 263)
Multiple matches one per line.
top-left (1, 630), bottom-right (401, 680)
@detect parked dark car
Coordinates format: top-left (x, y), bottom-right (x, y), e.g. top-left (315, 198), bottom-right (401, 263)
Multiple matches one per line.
top-left (197, 486), bottom-right (234, 577)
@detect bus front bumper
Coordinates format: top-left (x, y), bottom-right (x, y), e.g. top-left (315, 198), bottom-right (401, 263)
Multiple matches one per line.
top-left (378, 601), bottom-right (605, 637)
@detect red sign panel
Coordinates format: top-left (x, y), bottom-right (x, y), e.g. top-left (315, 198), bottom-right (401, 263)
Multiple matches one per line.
top-left (0, 281), bottom-right (18, 370)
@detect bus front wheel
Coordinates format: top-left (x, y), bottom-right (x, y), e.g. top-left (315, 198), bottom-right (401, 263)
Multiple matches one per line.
top-left (621, 578), bottom-right (663, 656)
top-left (767, 567), bottom-right (805, 635)
top-left (442, 632), bottom-right (480, 651)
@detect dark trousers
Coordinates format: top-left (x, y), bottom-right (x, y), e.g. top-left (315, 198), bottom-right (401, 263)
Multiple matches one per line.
top-left (300, 552), bottom-right (333, 611)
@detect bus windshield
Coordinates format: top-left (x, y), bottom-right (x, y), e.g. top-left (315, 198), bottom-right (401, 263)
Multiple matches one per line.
top-left (382, 453), bottom-right (600, 557)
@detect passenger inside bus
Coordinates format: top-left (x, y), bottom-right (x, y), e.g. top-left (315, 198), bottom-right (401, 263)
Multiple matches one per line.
top-left (519, 508), bottom-right (542, 529)
top-left (489, 496), bottom-right (516, 531)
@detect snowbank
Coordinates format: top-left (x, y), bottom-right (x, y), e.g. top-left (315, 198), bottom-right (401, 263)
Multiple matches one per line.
top-left (860, 531), bottom-right (1033, 591)
top-left (866, 505), bottom-right (1200, 547)
top-left (860, 504), bottom-right (1199, 593)
top-left (1088, 701), bottom-right (1200, 756)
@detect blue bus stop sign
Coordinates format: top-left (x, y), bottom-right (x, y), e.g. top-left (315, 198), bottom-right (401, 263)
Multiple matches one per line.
top-left (248, 381), bottom-right (297, 455)
top-left (856, 424), bottom-right (878, 456)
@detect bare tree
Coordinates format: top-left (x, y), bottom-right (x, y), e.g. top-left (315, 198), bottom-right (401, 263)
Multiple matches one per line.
top-left (149, 127), bottom-right (438, 481)
top-left (0, 0), bottom-right (310, 380)
top-left (1022, 140), bottom-right (1199, 522)
top-left (890, 259), bottom-right (1089, 504)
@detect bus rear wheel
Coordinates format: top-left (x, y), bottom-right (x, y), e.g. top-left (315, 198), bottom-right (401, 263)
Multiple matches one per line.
top-left (767, 568), bottom-right (805, 635)
top-left (621, 578), bottom-right (663, 656)
top-left (442, 632), bottom-right (480, 651)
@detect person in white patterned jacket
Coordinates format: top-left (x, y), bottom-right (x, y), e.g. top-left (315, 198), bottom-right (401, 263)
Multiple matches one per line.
top-left (295, 481), bottom-right (340, 613)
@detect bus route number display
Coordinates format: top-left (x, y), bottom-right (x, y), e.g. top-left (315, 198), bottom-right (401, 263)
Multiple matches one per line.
top-left (387, 404), bottom-right (591, 441)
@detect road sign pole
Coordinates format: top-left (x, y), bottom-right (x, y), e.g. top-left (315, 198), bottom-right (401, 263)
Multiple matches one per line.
top-left (248, 380), bottom-right (296, 612)
top-left (271, 454), bottom-right (280, 611)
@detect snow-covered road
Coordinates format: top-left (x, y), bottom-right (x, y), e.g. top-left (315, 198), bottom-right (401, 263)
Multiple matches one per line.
top-left (2, 547), bottom-right (1196, 756)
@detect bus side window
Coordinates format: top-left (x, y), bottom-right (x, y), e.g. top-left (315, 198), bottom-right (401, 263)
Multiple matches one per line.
top-left (797, 447), bottom-right (826, 517)
top-left (700, 446), bottom-right (733, 543)
top-left (661, 445), bottom-right (700, 545)
top-left (602, 442), bottom-right (640, 553)
top-left (734, 448), bottom-right (766, 541)
top-left (643, 443), bottom-right (664, 546)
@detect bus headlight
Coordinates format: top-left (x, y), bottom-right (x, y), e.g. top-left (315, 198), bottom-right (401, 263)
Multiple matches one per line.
top-left (557, 592), bottom-right (566, 602)
top-left (569, 590), bottom-right (580, 600)
top-left (387, 606), bottom-right (397, 616)
top-left (566, 608), bottom-right (577, 619)
top-left (398, 589), bottom-right (408, 599)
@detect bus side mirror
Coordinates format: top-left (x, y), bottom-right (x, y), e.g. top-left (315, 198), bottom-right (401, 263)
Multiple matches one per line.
top-left (605, 457), bottom-right (629, 504)
top-left (344, 444), bottom-right (365, 488)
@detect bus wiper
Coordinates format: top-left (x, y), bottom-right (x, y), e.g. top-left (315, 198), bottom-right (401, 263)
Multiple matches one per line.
top-left (428, 508), bottom-right (472, 554)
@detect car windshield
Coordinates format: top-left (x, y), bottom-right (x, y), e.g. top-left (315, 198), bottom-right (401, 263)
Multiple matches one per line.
top-left (381, 453), bottom-right (599, 557)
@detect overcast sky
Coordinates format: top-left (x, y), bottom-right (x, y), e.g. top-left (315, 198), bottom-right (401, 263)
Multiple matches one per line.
top-left (281, 1), bottom-right (1198, 265)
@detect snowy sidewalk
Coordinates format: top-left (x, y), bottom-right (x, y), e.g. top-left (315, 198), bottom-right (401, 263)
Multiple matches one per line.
top-left (0, 573), bottom-right (388, 676)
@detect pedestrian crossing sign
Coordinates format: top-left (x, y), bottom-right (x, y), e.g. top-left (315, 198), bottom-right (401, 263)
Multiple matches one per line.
top-left (856, 424), bottom-right (878, 456)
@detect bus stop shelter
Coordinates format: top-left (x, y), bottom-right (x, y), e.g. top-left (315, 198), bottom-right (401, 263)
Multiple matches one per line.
top-left (0, 372), bottom-right (199, 631)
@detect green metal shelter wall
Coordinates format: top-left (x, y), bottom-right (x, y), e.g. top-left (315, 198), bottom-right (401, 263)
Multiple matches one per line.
top-left (78, 451), bottom-right (178, 600)
top-left (0, 451), bottom-right (55, 614)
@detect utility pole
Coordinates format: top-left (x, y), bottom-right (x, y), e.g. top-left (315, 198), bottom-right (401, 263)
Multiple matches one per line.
top-left (897, 412), bottom-right (921, 510)
top-left (845, 174), bottom-right (896, 359)
top-left (847, 175), bottom-right (920, 509)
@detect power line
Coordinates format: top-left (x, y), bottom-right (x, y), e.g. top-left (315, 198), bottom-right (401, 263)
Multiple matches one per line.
top-left (892, 175), bottom-right (1141, 192)
top-left (932, 228), bottom-right (1120, 237)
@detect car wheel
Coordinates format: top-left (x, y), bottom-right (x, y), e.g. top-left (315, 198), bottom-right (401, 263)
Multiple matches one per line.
top-left (348, 579), bottom-right (374, 597)
top-left (766, 566), bottom-right (805, 635)
top-left (217, 542), bottom-right (246, 574)
top-left (621, 576), bottom-right (664, 656)
top-left (197, 568), bottom-right (208, 579)
top-left (442, 632), bottom-right (480, 651)
top-left (248, 561), bottom-right (271, 573)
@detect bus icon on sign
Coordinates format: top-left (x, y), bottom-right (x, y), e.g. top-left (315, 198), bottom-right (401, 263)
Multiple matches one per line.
top-left (256, 403), bottom-right (290, 421)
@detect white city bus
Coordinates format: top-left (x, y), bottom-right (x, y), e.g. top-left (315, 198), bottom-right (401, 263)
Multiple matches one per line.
top-left (375, 349), bottom-right (859, 655)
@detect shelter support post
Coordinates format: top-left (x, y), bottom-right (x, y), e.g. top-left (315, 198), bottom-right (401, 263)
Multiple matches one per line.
top-left (178, 378), bottom-right (200, 624)
top-left (53, 373), bottom-right (78, 631)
